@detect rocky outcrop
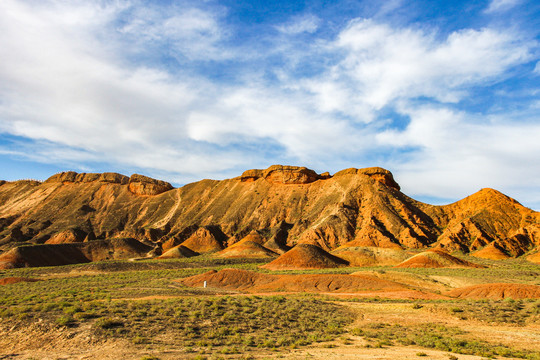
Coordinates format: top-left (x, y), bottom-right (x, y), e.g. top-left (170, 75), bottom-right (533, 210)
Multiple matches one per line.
top-left (45, 171), bottom-right (129, 184)
top-left (435, 219), bottom-right (494, 252)
top-left (44, 172), bottom-right (173, 196)
top-left (128, 174), bottom-right (173, 196)
top-left (334, 167), bottom-right (401, 190)
top-left (240, 165), bottom-right (323, 184)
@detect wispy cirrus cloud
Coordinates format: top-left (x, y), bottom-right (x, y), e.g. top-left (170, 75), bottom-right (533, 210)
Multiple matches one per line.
top-left (485, 0), bottom-right (522, 13)
top-left (276, 14), bottom-right (320, 35)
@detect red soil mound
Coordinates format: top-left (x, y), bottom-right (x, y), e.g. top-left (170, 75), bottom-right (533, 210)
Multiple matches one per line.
top-left (178, 268), bottom-right (408, 293)
top-left (262, 244), bottom-right (348, 270)
top-left (331, 246), bottom-right (411, 266)
top-left (181, 228), bottom-right (224, 253)
top-left (0, 277), bottom-right (40, 285)
top-left (446, 283), bottom-right (540, 299)
top-left (472, 243), bottom-right (510, 260)
top-left (158, 245), bottom-right (198, 259)
top-left (215, 240), bottom-right (278, 259)
top-left (395, 249), bottom-right (483, 268)
top-left (237, 231), bottom-right (266, 245)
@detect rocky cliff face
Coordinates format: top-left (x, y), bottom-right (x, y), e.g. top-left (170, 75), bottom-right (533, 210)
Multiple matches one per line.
top-left (0, 165), bottom-right (538, 267)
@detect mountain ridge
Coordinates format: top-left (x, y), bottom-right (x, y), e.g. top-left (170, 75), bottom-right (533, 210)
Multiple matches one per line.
top-left (0, 165), bottom-right (538, 268)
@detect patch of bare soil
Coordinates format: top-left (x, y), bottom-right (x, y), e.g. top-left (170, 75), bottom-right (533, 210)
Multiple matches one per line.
top-left (446, 283), bottom-right (540, 299)
top-left (0, 277), bottom-right (40, 285)
top-left (0, 320), bottom-right (144, 360)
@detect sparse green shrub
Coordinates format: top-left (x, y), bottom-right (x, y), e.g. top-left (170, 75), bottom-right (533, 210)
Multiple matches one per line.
top-left (95, 318), bottom-right (124, 329)
top-left (56, 315), bottom-right (75, 327)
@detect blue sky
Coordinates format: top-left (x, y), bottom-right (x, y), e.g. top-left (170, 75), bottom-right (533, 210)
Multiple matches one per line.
top-left (1, 0), bottom-right (539, 210)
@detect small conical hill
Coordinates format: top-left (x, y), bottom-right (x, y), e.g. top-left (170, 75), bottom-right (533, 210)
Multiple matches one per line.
top-left (395, 249), bottom-right (483, 268)
top-left (158, 245), bottom-right (198, 259)
top-left (472, 243), bottom-right (510, 260)
top-left (180, 228), bottom-right (224, 253)
top-left (215, 238), bottom-right (278, 259)
top-left (262, 244), bottom-right (348, 270)
top-left (331, 246), bottom-right (410, 266)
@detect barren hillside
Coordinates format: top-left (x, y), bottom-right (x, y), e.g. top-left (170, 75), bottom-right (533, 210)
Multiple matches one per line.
top-left (0, 165), bottom-right (538, 268)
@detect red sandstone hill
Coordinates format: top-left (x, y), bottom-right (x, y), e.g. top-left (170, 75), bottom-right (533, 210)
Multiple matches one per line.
top-left (0, 165), bottom-right (538, 268)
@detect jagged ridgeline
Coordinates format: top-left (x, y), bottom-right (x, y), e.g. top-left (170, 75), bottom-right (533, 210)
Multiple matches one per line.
top-left (0, 165), bottom-right (538, 268)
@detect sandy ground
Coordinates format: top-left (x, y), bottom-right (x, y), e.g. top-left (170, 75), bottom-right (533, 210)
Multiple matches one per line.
top-left (1, 299), bottom-right (538, 360)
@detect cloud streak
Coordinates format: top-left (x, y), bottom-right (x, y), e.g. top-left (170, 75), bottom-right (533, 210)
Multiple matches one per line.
top-left (485, 0), bottom-right (522, 13)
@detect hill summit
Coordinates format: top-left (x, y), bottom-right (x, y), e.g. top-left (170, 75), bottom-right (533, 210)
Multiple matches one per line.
top-left (0, 165), bottom-right (538, 268)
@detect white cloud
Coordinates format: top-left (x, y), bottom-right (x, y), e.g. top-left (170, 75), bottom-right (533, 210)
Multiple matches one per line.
top-left (316, 20), bottom-right (533, 112)
top-left (534, 61), bottom-right (540, 75)
top-left (376, 0), bottom-right (405, 17)
top-left (276, 15), bottom-right (320, 35)
top-left (0, 0), bottom-right (233, 178)
top-left (485, 0), bottom-right (522, 13)
top-left (0, 1), bottom-right (539, 209)
top-left (118, 5), bottom-right (231, 61)
top-left (377, 105), bottom-right (540, 203)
